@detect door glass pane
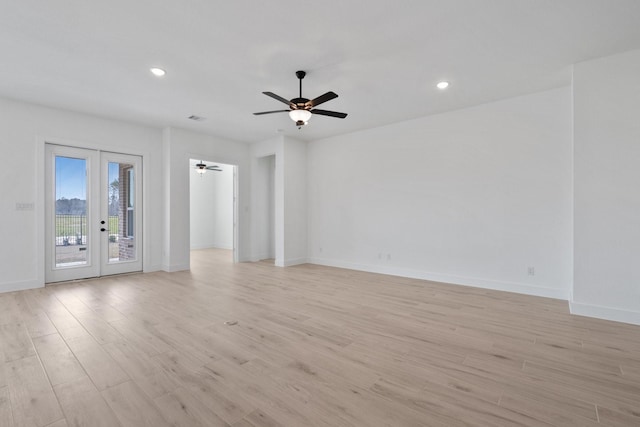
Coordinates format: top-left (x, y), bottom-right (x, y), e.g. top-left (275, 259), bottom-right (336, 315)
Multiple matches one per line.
top-left (55, 156), bottom-right (88, 267)
top-left (108, 162), bottom-right (136, 263)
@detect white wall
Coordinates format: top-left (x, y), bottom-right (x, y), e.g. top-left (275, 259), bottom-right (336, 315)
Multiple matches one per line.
top-left (282, 136), bottom-right (308, 266)
top-left (189, 161), bottom-right (234, 250)
top-left (307, 88), bottom-right (573, 299)
top-left (0, 96), bottom-right (163, 293)
top-left (250, 135), bottom-right (307, 266)
top-left (251, 154), bottom-right (275, 260)
top-left (162, 127), bottom-right (250, 271)
top-left (250, 137), bottom-right (282, 263)
top-left (572, 49), bottom-right (640, 325)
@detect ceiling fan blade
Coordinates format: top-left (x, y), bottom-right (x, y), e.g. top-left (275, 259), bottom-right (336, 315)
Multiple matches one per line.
top-left (205, 166), bottom-right (221, 170)
top-left (253, 110), bottom-right (290, 115)
top-left (306, 91), bottom-right (338, 108)
top-left (310, 109), bottom-right (348, 119)
top-left (262, 92), bottom-right (293, 106)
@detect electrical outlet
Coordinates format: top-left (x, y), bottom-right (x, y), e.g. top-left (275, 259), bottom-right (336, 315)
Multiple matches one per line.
top-left (528, 266), bottom-right (535, 276)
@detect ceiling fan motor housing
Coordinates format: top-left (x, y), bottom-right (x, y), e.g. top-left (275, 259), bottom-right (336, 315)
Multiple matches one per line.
top-left (291, 97), bottom-right (310, 109)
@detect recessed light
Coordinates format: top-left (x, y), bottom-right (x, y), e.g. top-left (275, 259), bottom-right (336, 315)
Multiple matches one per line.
top-left (436, 81), bottom-right (449, 90)
top-left (150, 67), bottom-right (166, 77)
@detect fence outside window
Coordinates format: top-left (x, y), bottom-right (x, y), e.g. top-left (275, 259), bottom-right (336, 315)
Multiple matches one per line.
top-left (55, 215), bottom-right (119, 245)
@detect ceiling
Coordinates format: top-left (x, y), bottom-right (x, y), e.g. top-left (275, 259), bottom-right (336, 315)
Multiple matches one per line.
top-left (2, 1), bottom-right (640, 143)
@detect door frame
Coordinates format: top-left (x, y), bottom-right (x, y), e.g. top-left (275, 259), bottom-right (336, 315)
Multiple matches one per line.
top-left (42, 142), bottom-right (144, 283)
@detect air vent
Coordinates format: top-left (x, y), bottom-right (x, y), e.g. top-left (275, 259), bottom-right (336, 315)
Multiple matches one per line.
top-left (188, 115), bottom-right (206, 121)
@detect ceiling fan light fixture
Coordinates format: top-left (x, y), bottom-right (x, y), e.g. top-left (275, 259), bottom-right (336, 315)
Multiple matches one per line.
top-left (150, 67), bottom-right (166, 77)
top-left (195, 162), bottom-right (207, 175)
top-left (289, 109), bottom-right (312, 123)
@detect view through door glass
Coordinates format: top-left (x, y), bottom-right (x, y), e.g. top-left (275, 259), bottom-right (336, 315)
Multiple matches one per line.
top-left (55, 156), bottom-right (88, 267)
top-left (107, 161), bottom-right (137, 263)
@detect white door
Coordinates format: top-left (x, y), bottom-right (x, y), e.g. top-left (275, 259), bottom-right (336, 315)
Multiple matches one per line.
top-left (45, 144), bottom-right (143, 283)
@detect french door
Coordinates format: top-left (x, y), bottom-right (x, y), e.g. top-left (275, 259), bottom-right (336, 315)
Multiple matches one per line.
top-left (45, 145), bottom-right (143, 283)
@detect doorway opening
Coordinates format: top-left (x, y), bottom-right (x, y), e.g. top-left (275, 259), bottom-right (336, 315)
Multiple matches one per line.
top-left (189, 159), bottom-right (237, 266)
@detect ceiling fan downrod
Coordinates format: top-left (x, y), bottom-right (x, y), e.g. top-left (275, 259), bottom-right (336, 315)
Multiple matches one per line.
top-left (296, 70), bottom-right (306, 99)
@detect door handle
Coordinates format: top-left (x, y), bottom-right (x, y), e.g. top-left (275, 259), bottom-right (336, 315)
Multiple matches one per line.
top-left (100, 228), bottom-right (109, 232)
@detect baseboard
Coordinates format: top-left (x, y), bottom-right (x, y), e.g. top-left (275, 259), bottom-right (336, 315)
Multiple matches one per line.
top-left (0, 279), bottom-right (43, 294)
top-left (250, 252), bottom-right (274, 262)
top-left (569, 300), bottom-right (640, 326)
top-left (307, 257), bottom-right (569, 300)
top-left (190, 244), bottom-right (233, 250)
top-left (162, 263), bottom-right (190, 273)
top-left (143, 264), bottom-right (162, 273)
top-left (283, 257), bottom-right (308, 267)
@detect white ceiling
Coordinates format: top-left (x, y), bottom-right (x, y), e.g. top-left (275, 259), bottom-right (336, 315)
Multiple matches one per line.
top-left (2, 1), bottom-right (640, 143)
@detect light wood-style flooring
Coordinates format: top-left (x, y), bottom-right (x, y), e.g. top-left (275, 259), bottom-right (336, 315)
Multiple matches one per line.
top-left (1, 248), bottom-right (640, 426)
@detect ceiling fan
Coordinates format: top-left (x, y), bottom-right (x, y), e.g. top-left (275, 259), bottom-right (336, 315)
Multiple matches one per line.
top-left (194, 161), bottom-right (222, 175)
top-left (254, 70), bottom-right (347, 128)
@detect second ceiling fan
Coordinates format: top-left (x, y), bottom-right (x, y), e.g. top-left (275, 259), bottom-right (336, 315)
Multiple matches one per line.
top-left (254, 71), bottom-right (347, 128)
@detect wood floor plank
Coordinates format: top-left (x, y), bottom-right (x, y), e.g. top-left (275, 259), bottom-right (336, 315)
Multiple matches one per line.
top-left (499, 385), bottom-right (599, 426)
top-left (23, 312), bottom-right (57, 339)
top-left (6, 355), bottom-right (63, 427)
top-left (231, 409), bottom-right (281, 427)
top-left (63, 334), bottom-right (130, 391)
top-left (0, 386), bottom-right (13, 427)
top-left (32, 334), bottom-right (85, 387)
top-left (0, 295), bottom-right (24, 327)
top-left (201, 359), bottom-right (337, 427)
top-left (596, 405), bottom-right (640, 426)
top-left (101, 340), bottom-right (178, 399)
top-left (522, 359), bottom-right (640, 404)
top-left (44, 311), bottom-right (82, 334)
top-left (155, 352), bottom-right (255, 424)
top-left (72, 312), bottom-right (121, 345)
top-left (131, 370), bottom-right (178, 402)
top-left (0, 362), bottom-right (6, 389)
top-left (181, 368), bottom-right (254, 424)
top-left (0, 323), bottom-right (36, 362)
top-left (153, 387), bottom-right (230, 427)
top-left (52, 292), bottom-right (92, 317)
top-left (53, 377), bottom-right (121, 427)
top-left (108, 318), bottom-right (172, 357)
top-left (101, 381), bottom-right (170, 427)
